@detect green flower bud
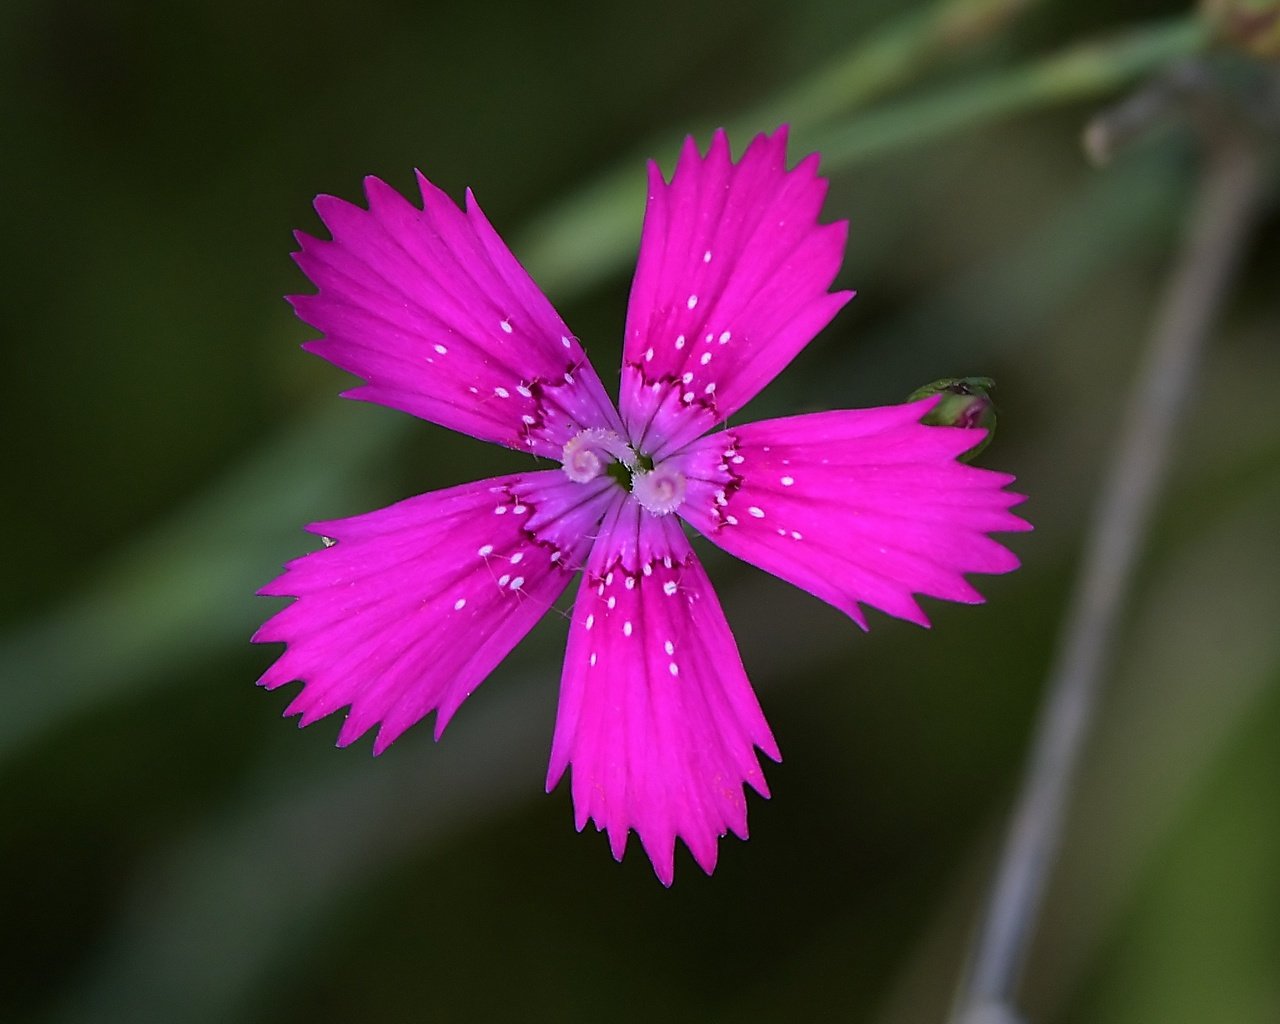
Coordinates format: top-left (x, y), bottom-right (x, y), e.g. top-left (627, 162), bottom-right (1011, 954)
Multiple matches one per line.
top-left (907, 376), bottom-right (998, 462)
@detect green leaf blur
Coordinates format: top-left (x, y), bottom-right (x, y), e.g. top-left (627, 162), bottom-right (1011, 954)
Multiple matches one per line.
top-left (2, 0), bottom-right (1277, 1021)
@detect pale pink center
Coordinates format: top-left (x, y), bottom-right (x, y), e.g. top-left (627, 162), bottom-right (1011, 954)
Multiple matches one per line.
top-left (561, 426), bottom-right (687, 515)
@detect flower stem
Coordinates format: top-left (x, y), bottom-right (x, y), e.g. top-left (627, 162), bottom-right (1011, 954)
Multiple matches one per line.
top-left (820, 16), bottom-right (1206, 170)
top-left (950, 102), bottom-right (1265, 1024)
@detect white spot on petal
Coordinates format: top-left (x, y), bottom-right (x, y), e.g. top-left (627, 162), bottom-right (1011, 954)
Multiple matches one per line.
top-left (663, 581), bottom-right (678, 596)
top-left (590, 652), bottom-right (597, 667)
top-left (644, 348), bottom-right (654, 362)
top-left (675, 335), bottom-right (686, 350)
top-left (606, 595), bottom-right (616, 610)
top-left (681, 372), bottom-right (693, 384)
top-left (703, 250), bottom-right (712, 263)
top-left (700, 352), bottom-right (712, 365)
top-left (781, 476), bottom-right (794, 486)
top-left (478, 544), bottom-right (494, 557)
top-left (623, 621), bottom-right (632, 637)
top-left (453, 598), bottom-right (467, 611)
top-left (664, 640), bottom-right (674, 656)
top-left (748, 506), bottom-right (765, 518)
top-left (586, 614), bottom-right (595, 630)
top-left (686, 294), bottom-right (698, 310)
top-left (668, 662), bottom-right (679, 677)
top-left (516, 385), bottom-right (532, 398)
top-left (500, 319), bottom-right (513, 334)
top-left (725, 515), bottom-right (739, 525)
top-left (497, 574), bottom-right (511, 586)
top-left (494, 387), bottom-right (510, 399)
top-left (434, 343), bottom-right (448, 355)
top-left (494, 505), bottom-right (508, 515)
top-left (509, 552), bottom-right (524, 564)
top-left (561, 335), bottom-right (571, 348)
top-left (718, 331), bottom-right (731, 344)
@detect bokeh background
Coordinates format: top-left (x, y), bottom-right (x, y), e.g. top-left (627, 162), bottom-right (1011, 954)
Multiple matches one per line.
top-left (4, 0), bottom-right (1278, 1020)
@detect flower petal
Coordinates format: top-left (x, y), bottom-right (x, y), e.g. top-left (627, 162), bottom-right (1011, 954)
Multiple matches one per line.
top-left (546, 502), bottom-right (780, 885)
top-left (291, 175), bottom-right (622, 457)
top-left (618, 126), bottom-right (853, 458)
top-left (674, 399), bottom-right (1031, 628)
top-left (255, 471), bottom-right (617, 752)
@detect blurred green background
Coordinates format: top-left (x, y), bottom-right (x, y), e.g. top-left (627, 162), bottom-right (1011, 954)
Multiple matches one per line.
top-left (3, 0), bottom-right (1278, 1021)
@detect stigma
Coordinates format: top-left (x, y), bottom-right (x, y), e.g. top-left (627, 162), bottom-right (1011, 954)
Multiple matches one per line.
top-left (561, 428), bottom-right (633, 483)
top-left (631, 462), bottom-right (687, 515)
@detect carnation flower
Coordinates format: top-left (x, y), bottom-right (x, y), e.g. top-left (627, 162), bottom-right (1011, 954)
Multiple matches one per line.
top-left (255, 127), bottom-right (1030, 884)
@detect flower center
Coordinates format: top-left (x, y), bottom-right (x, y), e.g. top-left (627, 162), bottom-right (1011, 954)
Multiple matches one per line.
top-left (560, 427), bottom-right (687, 515)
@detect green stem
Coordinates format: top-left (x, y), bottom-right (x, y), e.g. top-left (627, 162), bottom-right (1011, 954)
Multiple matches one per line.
top-left (951, 104), bottom-right (1265, 1024)
top-left (820, 17), bottom-right (1208, 166)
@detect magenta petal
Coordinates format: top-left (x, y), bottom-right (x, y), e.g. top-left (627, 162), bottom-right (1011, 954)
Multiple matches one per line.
top-left (619, 126), bottom-right (854, 457)
top-left (674, 399), bottom-right (1031, 628)
top-left (255, 471), bottom-right (616, 752)
top-left (290, 175), bottom-right (622, 458)
top-left (546, 504), bottom-right (779, 886)
top-left (260, 128), bottom-right (1036, 885)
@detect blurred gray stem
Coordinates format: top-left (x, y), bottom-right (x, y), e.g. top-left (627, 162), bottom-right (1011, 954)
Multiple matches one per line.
top-left (951, 114), bottom-right (1265, 1022)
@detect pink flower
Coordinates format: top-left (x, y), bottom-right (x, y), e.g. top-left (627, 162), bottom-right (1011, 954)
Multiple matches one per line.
top-left (255, 127), bottom-right (1030, 884)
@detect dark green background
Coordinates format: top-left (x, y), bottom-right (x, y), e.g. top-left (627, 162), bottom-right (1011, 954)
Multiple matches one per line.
top-left (4, 0), bottom-right (1278, 1020)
